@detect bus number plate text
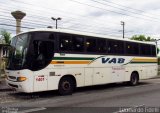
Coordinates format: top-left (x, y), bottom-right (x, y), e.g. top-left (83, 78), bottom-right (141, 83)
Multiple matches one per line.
top-left (36, 77), bottom-right (45, 81)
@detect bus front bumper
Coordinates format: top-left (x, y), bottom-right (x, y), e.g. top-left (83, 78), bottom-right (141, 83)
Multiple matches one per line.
top-left (6, 79), bottom-right (32, 93)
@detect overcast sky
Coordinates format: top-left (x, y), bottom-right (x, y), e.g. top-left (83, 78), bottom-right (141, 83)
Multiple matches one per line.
top-left (0, 0), bottom-right (160, 44)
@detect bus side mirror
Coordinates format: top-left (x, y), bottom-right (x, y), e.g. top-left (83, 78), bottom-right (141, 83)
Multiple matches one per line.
top-left (157, 48), bottom-right (159, 54)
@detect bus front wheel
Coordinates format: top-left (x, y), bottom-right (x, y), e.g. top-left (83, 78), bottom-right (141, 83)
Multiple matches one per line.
top-left (58, 77), bottom-right (75, 95)
top-left (129, 72), bottom-right (139, 86)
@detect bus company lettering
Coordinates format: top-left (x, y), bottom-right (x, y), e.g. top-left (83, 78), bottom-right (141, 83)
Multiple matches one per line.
top-left (102, 58), bottom-right (125, 64)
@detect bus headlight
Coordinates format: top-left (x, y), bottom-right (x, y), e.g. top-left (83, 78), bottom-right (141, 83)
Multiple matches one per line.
top-left (17, 76), bottom-right (27, 82)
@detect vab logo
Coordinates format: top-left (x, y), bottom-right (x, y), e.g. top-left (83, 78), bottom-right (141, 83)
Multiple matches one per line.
top-left (102, 58), bottom-right (125, 64)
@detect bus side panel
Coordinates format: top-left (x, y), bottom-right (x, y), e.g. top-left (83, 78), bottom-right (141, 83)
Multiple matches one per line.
top-left (84, 68), bottom-right (93, 86)
top-left (93, 67), bottom-right (112, 85)
top-left (125, 63), bottom-right (157, 81)
top-left (52, 68), bottom-right (85, 87)
top-left (146, 65), bottom-right (158, 78)
top-left (111, 66), bottom-right (125, 83)
top-left (140, 65), bottom-right (148, 79)
top-left (65, 68), bottom-right (85, 87)
top-left (47, 69), bottom-right (62, 90)
top-left (124, 65), bottom-right (141, 81)
top-left (33, 70), bottom-right (48, 92)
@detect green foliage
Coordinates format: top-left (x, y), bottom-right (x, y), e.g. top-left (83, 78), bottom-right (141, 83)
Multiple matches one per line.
top-left (0, 30), bottom-right (11, 44)
top-left (131, 35), bottom-right (155, 41)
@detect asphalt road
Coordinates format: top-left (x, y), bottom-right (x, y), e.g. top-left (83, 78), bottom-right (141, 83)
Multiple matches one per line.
top-left (0, 78), bottom-right (160, 113)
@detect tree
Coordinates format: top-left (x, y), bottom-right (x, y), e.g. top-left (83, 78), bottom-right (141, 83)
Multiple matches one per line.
top-left (131, 35), bottom-right (155, 41)
top-left (0, 30), bottom-right (11, 44)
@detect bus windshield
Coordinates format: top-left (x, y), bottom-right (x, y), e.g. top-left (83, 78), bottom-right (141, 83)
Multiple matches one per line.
top-left (7, 32), bottom-right (55, 71)
top-left (7, 33), bottom-right (29, 70)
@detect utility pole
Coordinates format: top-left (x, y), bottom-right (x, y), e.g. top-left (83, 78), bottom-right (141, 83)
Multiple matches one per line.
top-left (121, 21), bottom-right (125, 39)
top-left (51, 17), bottom-right (62, 29)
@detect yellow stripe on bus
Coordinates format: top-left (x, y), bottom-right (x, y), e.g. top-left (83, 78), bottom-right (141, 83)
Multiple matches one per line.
top-left (132, 58), bottom-right (157, 62)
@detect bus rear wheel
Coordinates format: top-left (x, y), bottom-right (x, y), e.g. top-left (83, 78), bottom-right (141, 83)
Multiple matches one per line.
top-left (58, 77), bottom-right (75, 95)
top-left (129, 72), bottom-right (139, 86)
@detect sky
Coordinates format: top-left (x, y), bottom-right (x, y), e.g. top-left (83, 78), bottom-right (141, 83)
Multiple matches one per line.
top-left (0, 0), bottom-right (160, 45)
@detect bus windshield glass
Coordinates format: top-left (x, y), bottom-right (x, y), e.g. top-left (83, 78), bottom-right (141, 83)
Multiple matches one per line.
top-left (7, 33), bottom-right (29, 70)
top-left (7, 32), bottom-right (55, 71)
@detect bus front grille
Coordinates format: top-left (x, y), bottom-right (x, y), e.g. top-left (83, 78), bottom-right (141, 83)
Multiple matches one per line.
top-left (8, 76), bottom-right (16, 80)
top-left (8, 83), bottom-right (18, 88)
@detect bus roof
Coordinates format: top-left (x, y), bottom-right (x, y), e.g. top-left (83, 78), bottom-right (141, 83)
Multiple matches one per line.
top-left (18, 28), bottom-right (156, 45)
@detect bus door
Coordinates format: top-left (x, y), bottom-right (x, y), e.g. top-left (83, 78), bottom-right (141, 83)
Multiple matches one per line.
top-left (31, 40), bottom-right (54, 91)
top-left (111, 66), bottom-right (125, 82)
top-left (28, 32), bottom-right (55, 91)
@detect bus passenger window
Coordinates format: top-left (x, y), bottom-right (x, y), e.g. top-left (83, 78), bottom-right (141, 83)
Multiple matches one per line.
top-left (125, 42), bottom-right (139, 55)
top-left (72, 35), bottom-right (84, 52)
top-left (151, 45), bottom-right (156, 56)
top-left (140, 44), bottom-right (151, 56)
top-left (108, 40), bottom-right (124, 54)
top-left (86, 38), bottom-right (96, 52)
top-left (59, 34), bottom-right (72, 52)
top-left (97, 39), bottom-right (107, 53)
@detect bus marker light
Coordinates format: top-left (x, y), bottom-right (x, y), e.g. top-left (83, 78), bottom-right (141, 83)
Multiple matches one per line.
top-left (17, 76), bottom-right (27, 82)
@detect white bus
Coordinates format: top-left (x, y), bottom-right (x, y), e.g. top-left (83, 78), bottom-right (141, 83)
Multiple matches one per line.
top-left (6, 28), bottom-right (158, 95)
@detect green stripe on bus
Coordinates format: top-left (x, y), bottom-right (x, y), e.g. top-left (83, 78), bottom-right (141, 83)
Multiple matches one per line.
top-left (53, 57), bottom-right (95, 60)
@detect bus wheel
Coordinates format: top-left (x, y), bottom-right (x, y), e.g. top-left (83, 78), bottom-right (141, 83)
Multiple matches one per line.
top-left (129, 72), bottom-right (139, 86)
top-left (58, 77), bottom-right (74, 95)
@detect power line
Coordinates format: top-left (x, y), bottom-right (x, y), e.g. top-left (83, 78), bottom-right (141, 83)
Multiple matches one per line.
top-left (0, 16), bottom-right (123, 34)
top-left (0, 7), bottom-right (122, 30)
top-left (68, 0), bottom-right (160, 23)
top-left (0, 13), bottom-right (126, 34)
top-left (0, 23), bottom-right (125, 37)
top-left (4, 0), bottom-right (119, 24)
top-left (0, 0), bottom-right (159, 37)
top-left (1, 0), bottom-right (159, 32)
top-left (61, 26), bottom-right (124, 38)
top-left (0, 0), bottom-right (121, 26)
top-left (90, 0), bottom-right (160, 21)
top-left (0, 23), bottom-right (33, 29)
top-left (100, 0), bottom-right (160, 17)
top-left (0, 15), bottom-right (155, 38)
top-left (0, 22), bottom-right (121, 35)
top-left (1, 0), bottom-right (160, 27)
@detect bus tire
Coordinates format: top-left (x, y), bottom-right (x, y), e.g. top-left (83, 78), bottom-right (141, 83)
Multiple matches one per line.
top-left (129, 72), bottom-right (139, 86)
top-left (58, 77), bottom-right (75, 95)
